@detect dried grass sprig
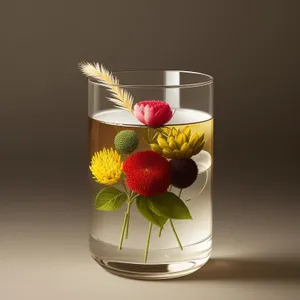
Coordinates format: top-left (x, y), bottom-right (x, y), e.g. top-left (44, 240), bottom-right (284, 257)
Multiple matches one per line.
top-left (79, 62), bottom-right (134, 113)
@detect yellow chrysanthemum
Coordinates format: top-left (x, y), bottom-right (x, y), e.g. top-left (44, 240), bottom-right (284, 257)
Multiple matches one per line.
top-left (89, 148), bottom-right (123, 185)
top-left (150, 126), bottom-right (205, 159)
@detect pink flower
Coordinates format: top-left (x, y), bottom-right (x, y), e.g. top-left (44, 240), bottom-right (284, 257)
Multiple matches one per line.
top-left (133, 100), bottom-right (173, 127)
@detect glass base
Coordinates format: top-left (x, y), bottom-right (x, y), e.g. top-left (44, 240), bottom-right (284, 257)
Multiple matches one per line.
top-left (90, 234), bottom-right (212, 280)
top-left (93, 257), bottom-right (209, 280)
top-left (93, 256), bottom-right (210, 280)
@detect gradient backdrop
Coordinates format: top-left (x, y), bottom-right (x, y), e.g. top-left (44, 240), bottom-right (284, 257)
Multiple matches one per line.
top-left (1, 1), bottom-right (299, 299)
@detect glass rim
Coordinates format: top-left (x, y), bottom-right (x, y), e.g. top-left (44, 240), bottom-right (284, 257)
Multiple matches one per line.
top-left (88, 69), bottom-right (213, 89)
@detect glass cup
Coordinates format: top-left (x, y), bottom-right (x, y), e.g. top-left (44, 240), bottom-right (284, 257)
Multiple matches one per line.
top-left (88, 70), bottom-right (213, 280)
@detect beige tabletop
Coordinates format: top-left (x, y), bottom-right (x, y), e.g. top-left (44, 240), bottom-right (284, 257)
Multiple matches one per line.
top-left (1, 167), bottom-right (299, 300)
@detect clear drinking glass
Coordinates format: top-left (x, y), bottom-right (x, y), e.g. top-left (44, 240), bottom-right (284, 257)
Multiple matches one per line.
top-left (88, 70), bottom-right (213, 279)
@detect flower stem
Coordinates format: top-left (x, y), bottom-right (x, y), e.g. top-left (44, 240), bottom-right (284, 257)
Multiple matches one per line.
top-left (122, 179), bottom-right (128, 195)
top-left (118, 202), bottom-right (131, 250)
top-left (125, 201), bottom-right (132, 239)
top-left (178, 188), bottom-right (183, 198)
top-left (147, 128), bottom-right (150, 143)
top-left (169, 219), bottom-right (183, 250)
top-left (144, 222), bottom-right (153, 263)
top-left (158, 227), bottom-right (163, 237)
top-left (156, 128), bottom-right (168, 137)
top-left (131, 193), bottom-right (140, 201)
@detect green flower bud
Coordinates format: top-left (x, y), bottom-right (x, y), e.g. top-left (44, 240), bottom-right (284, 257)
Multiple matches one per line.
top-left (114, 130), bottom-right (139, 154)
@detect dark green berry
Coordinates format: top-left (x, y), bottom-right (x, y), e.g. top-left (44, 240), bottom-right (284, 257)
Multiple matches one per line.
top-left (114, 130), bottom-right (139, 154)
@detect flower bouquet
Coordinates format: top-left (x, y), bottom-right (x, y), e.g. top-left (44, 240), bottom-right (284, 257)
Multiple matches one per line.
top-left (80, 63), bottom-right (206, 263)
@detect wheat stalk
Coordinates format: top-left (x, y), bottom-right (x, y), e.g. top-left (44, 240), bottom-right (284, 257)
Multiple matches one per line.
top-left (79, 62), bottom-right (134, 113)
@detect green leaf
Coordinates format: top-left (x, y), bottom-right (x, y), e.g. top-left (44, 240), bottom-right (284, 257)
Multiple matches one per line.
top-left (147, 192), bottom-right (192, 220)
top-left (136, 196), bottom-right (168, 227)
top-left (94, 187), bottom-right (127, 211)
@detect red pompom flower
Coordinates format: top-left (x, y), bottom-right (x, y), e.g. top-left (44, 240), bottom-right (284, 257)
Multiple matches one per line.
top-left (123, 150), bottom-right (171, 197)
top-left (134, 100), bottom-right (173, 127)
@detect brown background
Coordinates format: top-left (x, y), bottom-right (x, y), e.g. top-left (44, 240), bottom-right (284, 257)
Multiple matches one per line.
top-left (1, 1), bottom-right (299, 299)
